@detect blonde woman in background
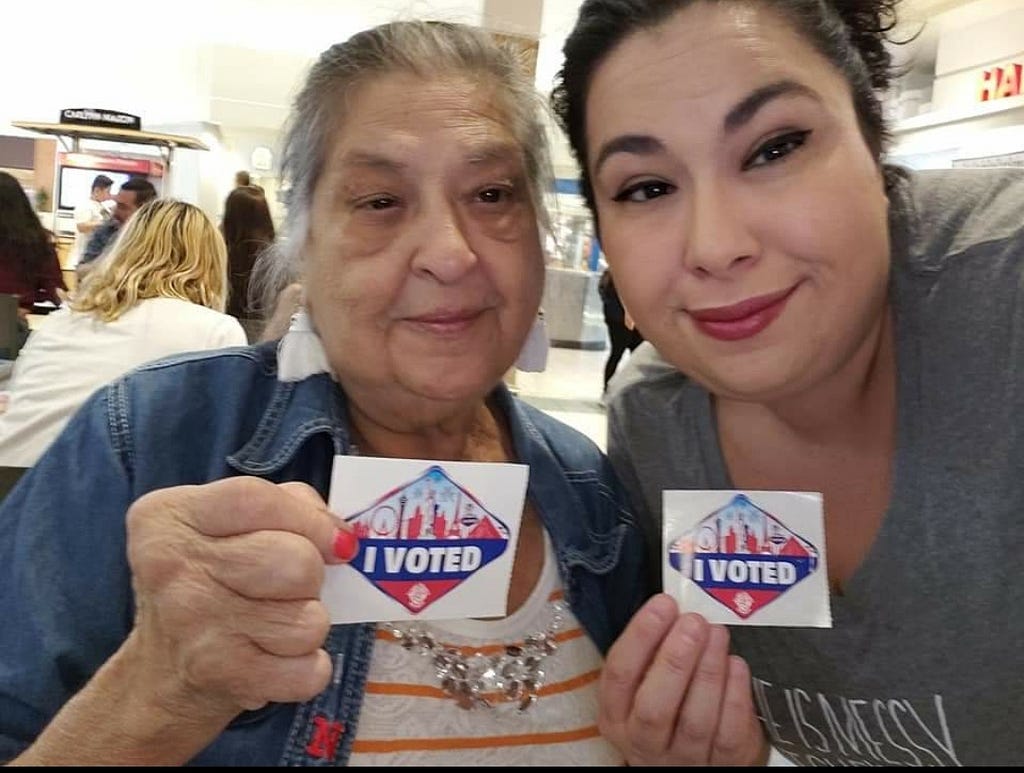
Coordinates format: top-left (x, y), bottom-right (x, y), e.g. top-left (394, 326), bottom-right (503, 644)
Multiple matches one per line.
top-left (0, 199), bottom-right (247, 466)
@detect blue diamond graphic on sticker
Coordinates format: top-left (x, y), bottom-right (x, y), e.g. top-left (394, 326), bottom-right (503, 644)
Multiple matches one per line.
top-left (345, 465), bottom-right (510, 614)
top-left (667, 494), bottom-right (820, 619)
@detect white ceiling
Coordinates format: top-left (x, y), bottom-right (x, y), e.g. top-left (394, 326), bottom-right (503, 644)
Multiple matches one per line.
top-left (205, 45), bottom-right (314, 132)
top-left (3, 0), bottom-right (985, 138)
top-left (200, 0), bottom-right (977, 133)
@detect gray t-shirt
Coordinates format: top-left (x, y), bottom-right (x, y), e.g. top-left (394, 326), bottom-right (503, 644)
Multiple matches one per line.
top-left (607, 167), bottom-right (1024, 766)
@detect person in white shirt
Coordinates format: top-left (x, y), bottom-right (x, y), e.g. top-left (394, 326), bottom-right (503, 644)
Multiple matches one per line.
top-left (0, 199), bottom-right (247, 466)
top-left (72, 174), bottom-right (114, 266)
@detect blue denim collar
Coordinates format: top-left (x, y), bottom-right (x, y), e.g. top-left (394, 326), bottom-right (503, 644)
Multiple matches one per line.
top-left (226, 343), bottom-right (352, 476)
top-left (225, 342), bottom-right (527, 475)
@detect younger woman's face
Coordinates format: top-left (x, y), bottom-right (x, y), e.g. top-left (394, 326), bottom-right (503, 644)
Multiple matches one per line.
top-left (584, 1), bottom-right (891, 402)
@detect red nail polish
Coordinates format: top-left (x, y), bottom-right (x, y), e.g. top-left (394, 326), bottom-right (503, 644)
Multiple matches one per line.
top-left (332, 528), bottom-right (359, 562)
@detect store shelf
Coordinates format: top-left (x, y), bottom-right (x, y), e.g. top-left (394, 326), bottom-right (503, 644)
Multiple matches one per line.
top-left (893, 93), bottom-right (1024, 133)
top-left (10, 121), bottom-right (209, 151)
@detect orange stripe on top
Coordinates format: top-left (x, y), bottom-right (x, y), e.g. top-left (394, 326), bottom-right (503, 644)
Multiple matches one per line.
top-left (350, 724), bottom-right (601, 754)
top-left (375, 625), bottom-right (584, 656)
top-left (364, 667), bottom-right (600, 701)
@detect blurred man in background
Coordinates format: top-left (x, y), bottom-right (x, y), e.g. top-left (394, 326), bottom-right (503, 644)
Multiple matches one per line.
top-left (77, 177), bottom-right (157, 281)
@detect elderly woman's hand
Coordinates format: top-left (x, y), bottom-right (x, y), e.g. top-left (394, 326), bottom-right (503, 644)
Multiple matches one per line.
top-left (598, 594), bottom-right (769, 766)
top-left (15, 477), bottom-right (358, 766)
top-left (123, 477), bottom-right (354, 721)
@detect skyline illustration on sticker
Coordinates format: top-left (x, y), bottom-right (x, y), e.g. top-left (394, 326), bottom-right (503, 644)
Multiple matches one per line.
top-left (345, 464), bottom-right (511, 614)
top-left (667, 493), bottom-right (821, 620)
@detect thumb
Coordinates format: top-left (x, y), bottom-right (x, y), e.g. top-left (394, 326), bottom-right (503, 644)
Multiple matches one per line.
top-left (277, 481), bottom-right (360, 564)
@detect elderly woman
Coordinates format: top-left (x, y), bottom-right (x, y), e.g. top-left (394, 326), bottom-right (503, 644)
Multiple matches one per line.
top-left (552, 0), bottom-right (1024, 766)
top-left (0, 22), bottom-right (647, 766)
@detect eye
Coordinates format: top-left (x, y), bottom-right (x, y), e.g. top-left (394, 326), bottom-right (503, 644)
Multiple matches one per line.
top-left (612, 180), bottom-right (676, 203)
top-left (363, 195), bottom-right (398, 211)
top-left (476, 185), bottom-right (514, 204)
top-left (743, 130), bottom-right (812, 170)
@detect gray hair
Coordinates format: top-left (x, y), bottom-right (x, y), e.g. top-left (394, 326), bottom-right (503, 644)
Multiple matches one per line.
top-left (253, 20), bottom-right (553, 317)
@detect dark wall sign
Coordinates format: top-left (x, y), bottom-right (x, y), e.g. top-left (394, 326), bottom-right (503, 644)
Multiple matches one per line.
top-left (59, 108), bottom-right (142, 131)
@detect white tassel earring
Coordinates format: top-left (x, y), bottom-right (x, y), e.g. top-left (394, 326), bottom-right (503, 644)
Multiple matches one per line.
top-left (276, 305), bottom-right (335, 382)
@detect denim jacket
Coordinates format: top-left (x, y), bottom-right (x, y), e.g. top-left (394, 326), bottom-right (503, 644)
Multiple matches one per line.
top-left (0, 342), bottom-right (650, 766)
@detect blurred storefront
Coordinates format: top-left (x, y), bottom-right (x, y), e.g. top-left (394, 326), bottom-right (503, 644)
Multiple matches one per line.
top-left (11, 111), bottom-right (206, 282)
top-left (542, 179), bottom-right (606, 351)
top-left (888, 0), bottom-right (1024, 170)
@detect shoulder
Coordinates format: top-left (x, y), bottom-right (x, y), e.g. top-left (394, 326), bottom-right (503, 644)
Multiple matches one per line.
top-left (609, 342), bottom-right (689, 408)
top-left (105, 344), bottom-right (276, 439)
top-left (897, 167), bottom-right (1024, 271)
top-left (89, 220), bottom-right (118, 238)
top-left (605, 342), bottom-right (707, 442)
top-left (140, 298), bottom-right (244, 332)
top-left (115, 341), bottom-right (269, 386)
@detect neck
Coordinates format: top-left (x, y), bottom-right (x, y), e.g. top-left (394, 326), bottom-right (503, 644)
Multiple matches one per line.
top-left (718, 306), bottom-right (896, 446)
top-left (346, 389), bottom-right (510, 463)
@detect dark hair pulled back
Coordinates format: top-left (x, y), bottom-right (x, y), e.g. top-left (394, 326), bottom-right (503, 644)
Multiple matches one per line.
top-left (551, 0), bottom-right (904, 215)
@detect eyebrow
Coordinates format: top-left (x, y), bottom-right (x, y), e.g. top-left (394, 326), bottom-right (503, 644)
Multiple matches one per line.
top-left (593, 134), bottom-right (666, 176)
top-left (338, 142), bottom-right (521, 172)
top-left (338, 151), bottom-right (407, 172)
top-left (592, 80), bottom-right (821, 176)
top-left (464, 141), bottom-right (522, 166)
top-left (723, 80), bottom-right (820, 133)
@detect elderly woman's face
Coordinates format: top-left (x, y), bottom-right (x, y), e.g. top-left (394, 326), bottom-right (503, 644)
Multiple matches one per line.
top-left (585, 2), bottom-right (891, 403)
top-left (304, 72), bottom-right (544, 403)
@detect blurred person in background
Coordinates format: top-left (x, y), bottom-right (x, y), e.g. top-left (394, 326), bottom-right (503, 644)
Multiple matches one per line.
top-left (77, 176), bottom-right (158, 276)
top-left (598, 268), bottom-right (643, 395)
top-left (0, 172), bottom-right (65, 318)
top-left (72, 174), bottom-right (113, 265)
top-left (0, 171), bottom-right (65, 356)
top-left (0, 199), bottom-right (246, 466)
top-left (222, 185), bottom-right (276, 326)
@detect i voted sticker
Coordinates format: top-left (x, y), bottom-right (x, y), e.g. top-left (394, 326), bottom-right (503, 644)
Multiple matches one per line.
top-left (323, 456), bottom-right (528, 624)
top-left (663, 491), bottom-right (832, 627)
top-left (348, 465), bottom-right (511, 613)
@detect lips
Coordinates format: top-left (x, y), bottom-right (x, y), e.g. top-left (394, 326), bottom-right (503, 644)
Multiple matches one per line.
top-left (404, 307), bottom-right (485, 334)
top-left (410, 310), bottom-right (480, 324)
top-left (688, 285), bottom-right (798, 342)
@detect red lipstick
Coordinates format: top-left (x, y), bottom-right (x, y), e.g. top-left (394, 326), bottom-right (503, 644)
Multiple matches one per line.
top-left (688, 285), bottom-right (797, 342)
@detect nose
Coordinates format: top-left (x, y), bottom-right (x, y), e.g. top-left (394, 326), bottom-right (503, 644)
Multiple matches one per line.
top-left (683, 181), bottom-right (760, 278)
top-left (410, 199), bottom-right (478, 283)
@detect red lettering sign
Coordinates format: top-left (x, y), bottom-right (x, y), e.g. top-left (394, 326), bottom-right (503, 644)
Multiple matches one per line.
top-left (996, 63), bottom-right (1023, 99)
top-left (979, 62), bottom-right (1023, 101)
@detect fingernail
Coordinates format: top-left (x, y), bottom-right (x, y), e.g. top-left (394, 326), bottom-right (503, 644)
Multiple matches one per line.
top-left (332, 528), bottom-right (359, 562)
top-left (649, 593), bottom-right (680, 623)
